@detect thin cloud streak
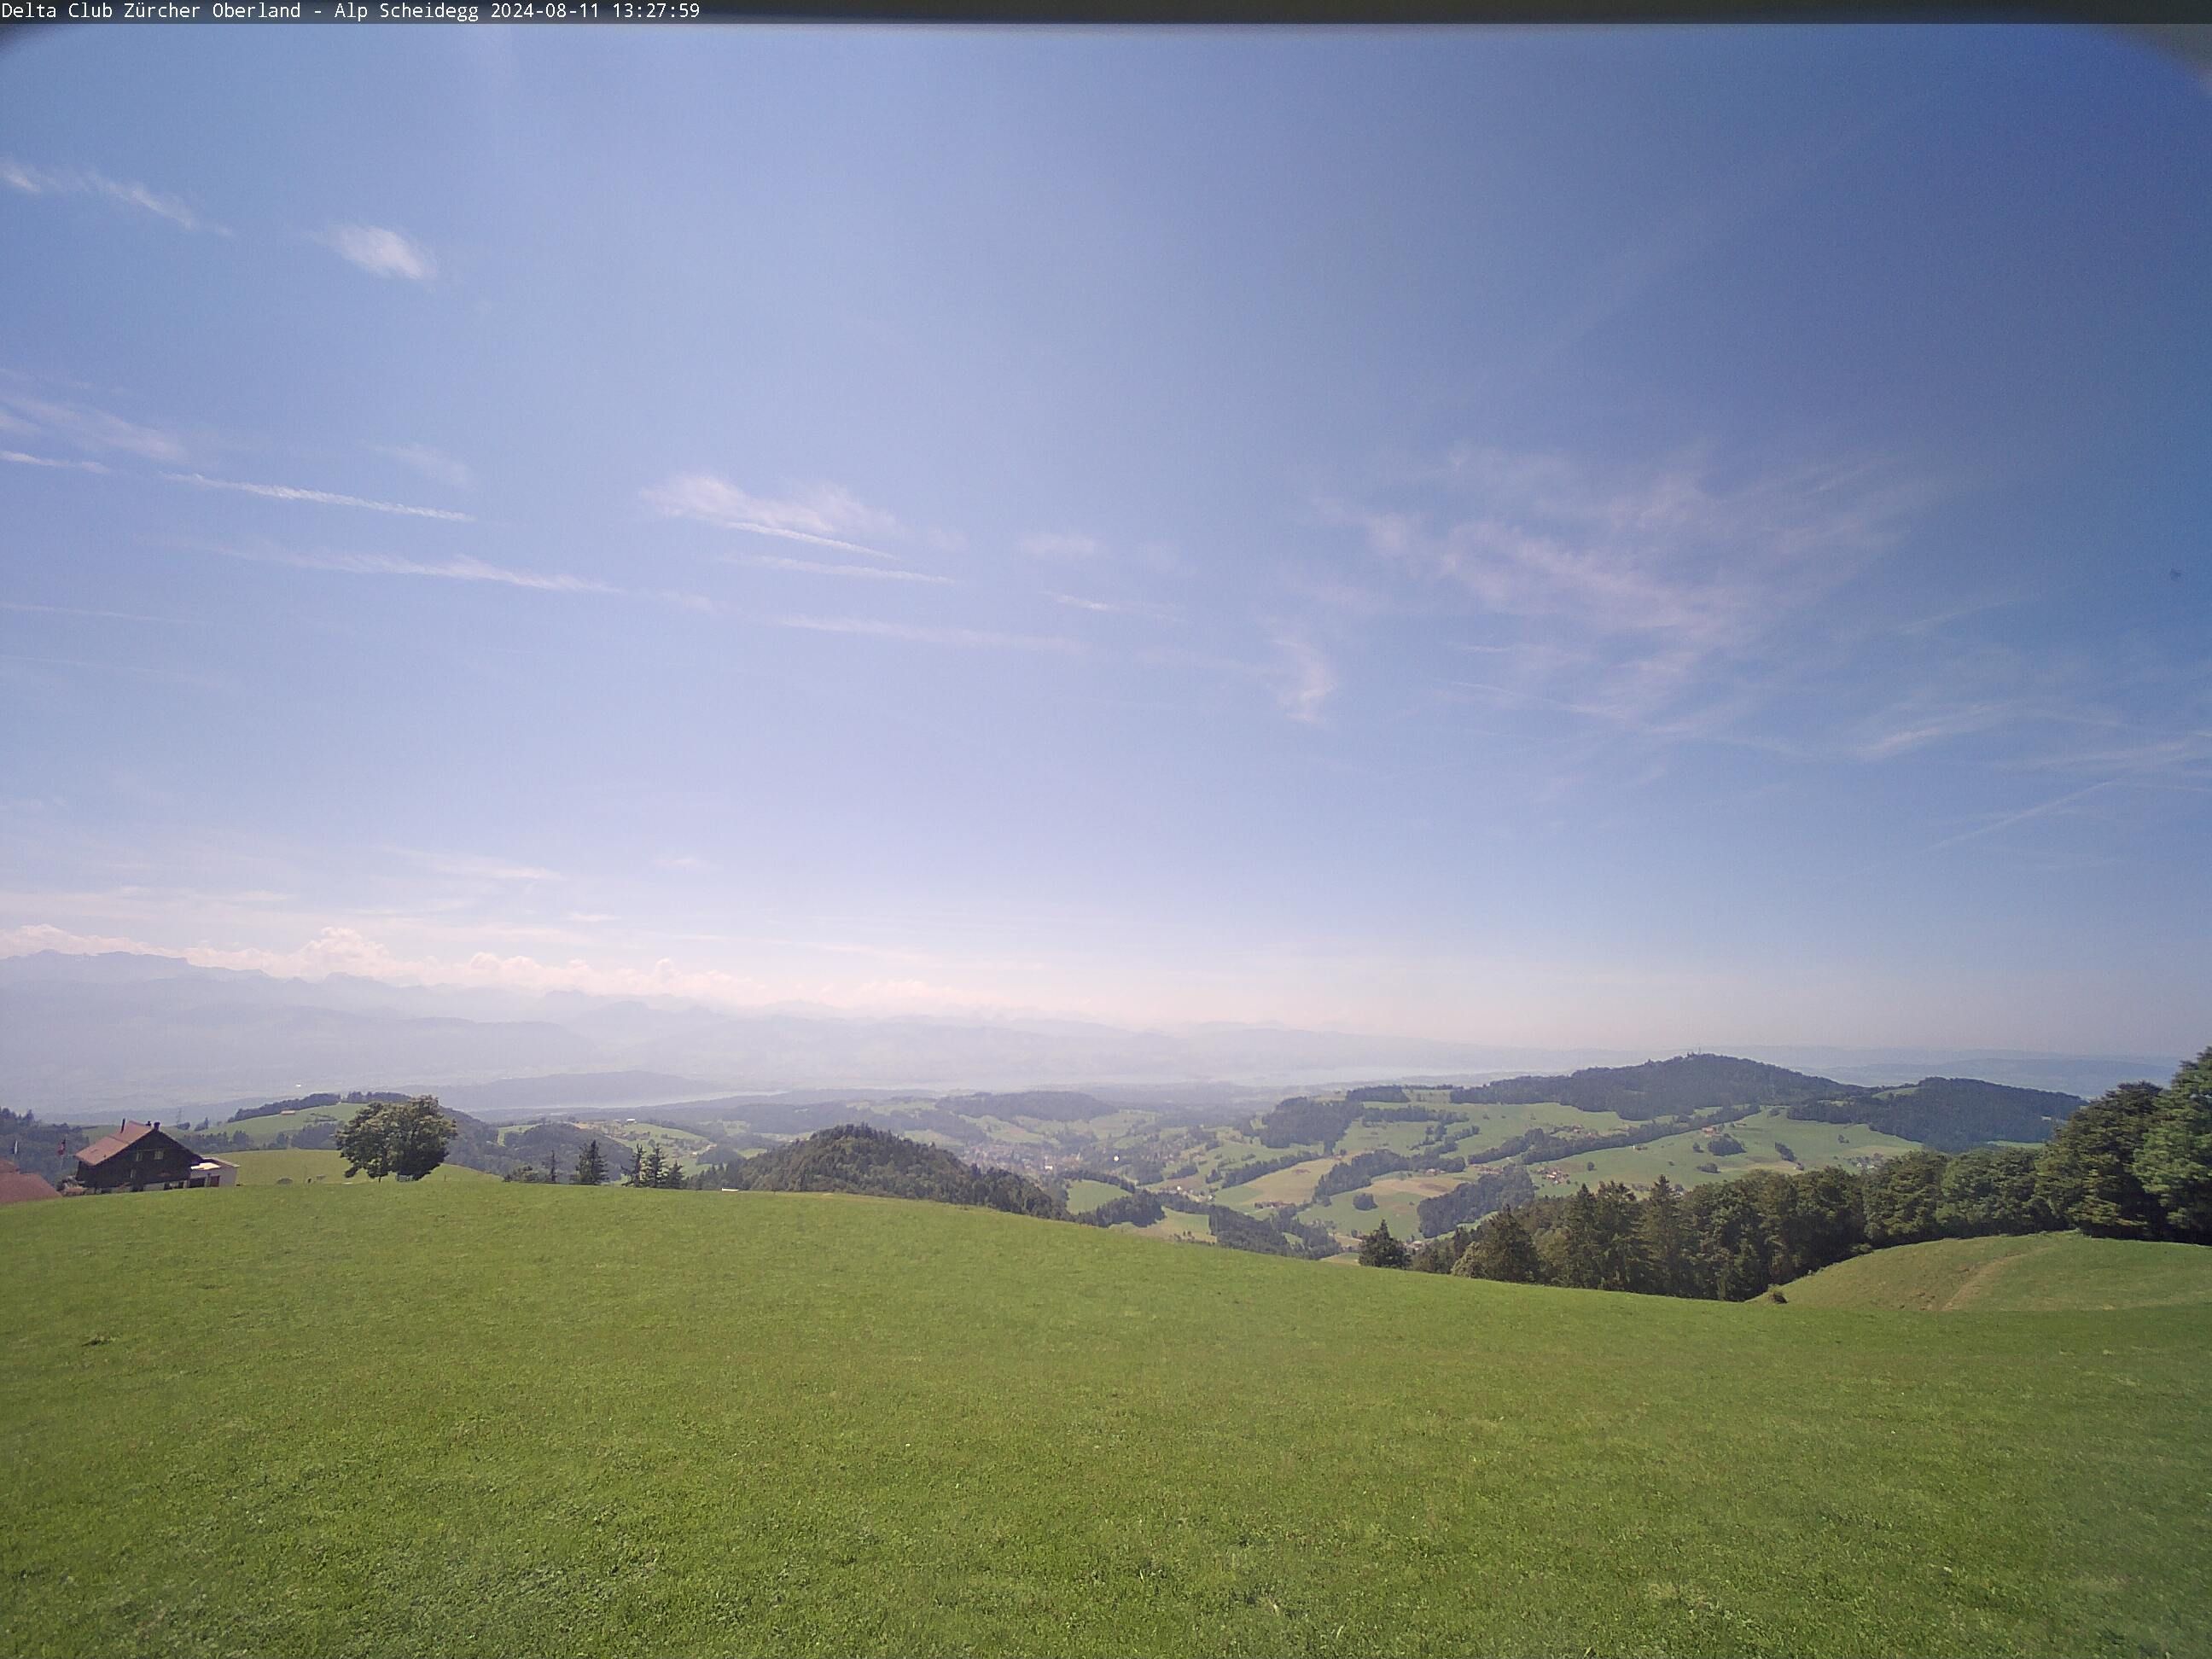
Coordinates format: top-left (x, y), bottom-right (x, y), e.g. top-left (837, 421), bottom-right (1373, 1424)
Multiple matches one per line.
top-left (0, 156), bottom-right (226, 234)
top-left (0, 392), bottom-right (188, 462)
top-left (776, 615), bottom-right (1084, 654)
top-left (371, 442), bottom-right (474, 491)
top-left (207, 542), bottom-right (614, 594)
top-left (645, 474), bottom-right (905, 561)
top-left (1272, 633), bottom-right (1338, 724)
top-left (162, 471), bottom-right (477, 522)
top-left (730, 553), bottom-right (952, 585)
top-left (1020, 531), bottom-right (1102, 561)
top-left (2, 601), bottom-right (210, 626)
top-left (1047, 591), bottom-right (1179, 620)
top-left (0, 652), bottom-right (224, 688)
top-left (2, 449), bottom-right (110, 474)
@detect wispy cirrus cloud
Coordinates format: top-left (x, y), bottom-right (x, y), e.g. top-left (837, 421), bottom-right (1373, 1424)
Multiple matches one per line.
top-left (318, 224), bottom-right (436, 281)
top-left (1138, 635), bottom-right (1339, 725)
top-left (0, 390), bottom-right (188, 463)
top-left (1, 601), bottom-right (209, 626)
top-left (2, 449), bottom-right (110, 474)
top-left (1346, 446), bottom-right (1921, 649)
top-left (1046, 591), bottom-right (1179, 620)
top-left (162, 471), bottom-right (477, 522)
top-left (1, 157), bottom-right (225, 234)
top-left (729, 553), bottom-right (952, 585)
top-left (645, 474), bottom-right (905, 560)
top-left (1270, 632), bottom-right (1338, 725)
top-left (776, 614), bottom-right (1083, 654)
top-left (1330, 444), bottom-right (1937, 747)
top-left (1019, 531), bottom-right (1102, 561)
top-left (0, 652), bottom-right (226, 689)
top-left (370, 442), bottom-right (473, 491)
top-left (404, 849), bottom-right (563, 883)
top-left (206, 541), bottom-right (614, 594)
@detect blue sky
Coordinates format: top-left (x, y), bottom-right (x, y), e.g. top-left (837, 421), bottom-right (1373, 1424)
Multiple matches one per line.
top-left (2, 25), bottom-right (2206, 1052)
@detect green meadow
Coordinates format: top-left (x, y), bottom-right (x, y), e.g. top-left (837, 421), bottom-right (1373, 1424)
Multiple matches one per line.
top-left (1779, 1231), bottom-right (2212, 1314)
top-left (1540, 1110), bottom-right (1925, 1192)
top-left (1061, 1178), bottom-right (1127, 1215)
top-left (4, 1184), bottom-right (2206, 1657)
top-left (1300, 1173), bottom-right (1463, 1241)
top-left (225, 1149), bottom-right (498, 1186)
top-left (1214, 1156), bottom-right (1335, 1211)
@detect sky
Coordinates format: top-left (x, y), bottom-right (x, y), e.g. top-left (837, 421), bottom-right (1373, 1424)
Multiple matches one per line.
top-left (1, 24), bottom-right (2207, 1055)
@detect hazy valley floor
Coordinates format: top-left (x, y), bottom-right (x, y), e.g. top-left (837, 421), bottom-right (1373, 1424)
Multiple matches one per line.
top-left (4, 1185), bottom-right (2206, 1657)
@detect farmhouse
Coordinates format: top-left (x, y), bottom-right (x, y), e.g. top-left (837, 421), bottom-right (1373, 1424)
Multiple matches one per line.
top-left (0, 1158), bottom-right (59, 1206)
top-left (73, 1122), bottom-right (231, 1193)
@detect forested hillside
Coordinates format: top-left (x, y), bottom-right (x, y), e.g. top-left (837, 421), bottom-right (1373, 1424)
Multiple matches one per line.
top-left (1453, 1053), bottom-right (1853, 1119)
top-left (1787, 1076), bottom-right (2081, 1150)
top-left (714, 1123), bottom-right (1068, 1219)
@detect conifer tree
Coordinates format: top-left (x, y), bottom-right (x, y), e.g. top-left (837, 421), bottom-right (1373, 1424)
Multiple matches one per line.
top-left (1357, 1219), bottom-right (1412, 1268)
top-left (641, 1144), bottom-right (666, 1189)
top-left (1455, 1207), bottom-right (1542, 1283)
top-left (1635, 1176), bottom-right (1692, 1296)
top-left (574, 1139), bottom-right (606, 1187)
top-left (1556, 1185), bottom-right (1604, 1289)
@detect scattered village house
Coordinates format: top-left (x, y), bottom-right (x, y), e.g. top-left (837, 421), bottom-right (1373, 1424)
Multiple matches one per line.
top-left (72, 1121), bottom-right (236, 1193)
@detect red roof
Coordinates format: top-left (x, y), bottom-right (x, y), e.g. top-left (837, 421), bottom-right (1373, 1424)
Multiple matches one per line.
top-left (73, 1121), bottom-right (166, 1167)
top-left (0, 1159), bottom-right (59, 1206)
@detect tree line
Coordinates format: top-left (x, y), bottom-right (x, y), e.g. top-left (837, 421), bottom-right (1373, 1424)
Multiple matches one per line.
top-left (1361, 1051), bottom-right (2212, 1300)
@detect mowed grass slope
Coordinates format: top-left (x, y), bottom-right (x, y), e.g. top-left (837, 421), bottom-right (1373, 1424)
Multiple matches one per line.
top-left (4, 1187), bottom-right (2208, 1658)
top-left (1780, 1232), bottom-right (2212, 1313)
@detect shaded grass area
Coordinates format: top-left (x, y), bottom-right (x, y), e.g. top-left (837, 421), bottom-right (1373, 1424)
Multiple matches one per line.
top-left (4, 1185), bottom-right (2208, 1657)
top-left (1779, 1232), bottom-right (2212, 1313)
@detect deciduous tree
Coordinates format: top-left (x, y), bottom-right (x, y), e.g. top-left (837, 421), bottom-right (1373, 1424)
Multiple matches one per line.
top-left (2035, 1082), bottom-right (2165, 1237)
top-left (2135, 1049), bottom-right (2212, 1241)
top-left (335, 1096), bottom-right (457, 1182)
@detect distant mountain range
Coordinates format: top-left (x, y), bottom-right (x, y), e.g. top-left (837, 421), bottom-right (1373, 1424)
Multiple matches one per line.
top-left (0, 949), bottom-right (2180, 1117)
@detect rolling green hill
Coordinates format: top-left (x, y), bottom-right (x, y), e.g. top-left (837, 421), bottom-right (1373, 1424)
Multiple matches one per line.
top-left (4, 1184), bottom-right (2207, 1657)
top-left (1777, 1232), bottom-right (2212, 1313)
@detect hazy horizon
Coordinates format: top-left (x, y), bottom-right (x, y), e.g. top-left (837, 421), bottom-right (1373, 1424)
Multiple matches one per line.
top-left (4, 26), bottom-right (2209, 1056)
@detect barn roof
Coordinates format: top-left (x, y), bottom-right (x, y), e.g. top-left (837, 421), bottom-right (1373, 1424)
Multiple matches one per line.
top-left (0, 1159), bottom-right (59, 1206)
top-left (74, 1121), bottom-right (167, 1167)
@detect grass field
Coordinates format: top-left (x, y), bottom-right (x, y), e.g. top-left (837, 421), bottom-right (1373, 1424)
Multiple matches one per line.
top-left (1301, 1173), bottom-right (1464, 1241)
top-left (1062, 1179), bottom-right (1126, 1215)
top-left (1542, 1112), bottom-right (1925, 1193)
top-left (1211, 1157), bottom-right (1335, 1212)
top-left (4, 1185), bottom-right (2207, 1657)
top-left (1778, 1232), bottom-right (2212, 1313)
top-left (224, 1150), bottom-right (498, 1186)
